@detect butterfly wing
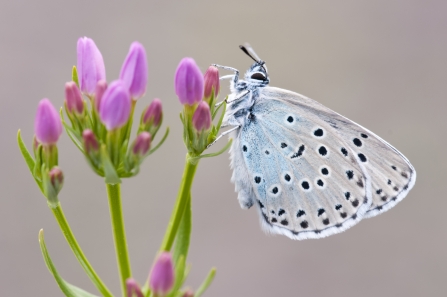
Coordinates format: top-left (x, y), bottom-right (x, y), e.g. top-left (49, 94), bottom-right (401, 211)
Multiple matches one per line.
top-left (228, 86), bottom-right (415, 240)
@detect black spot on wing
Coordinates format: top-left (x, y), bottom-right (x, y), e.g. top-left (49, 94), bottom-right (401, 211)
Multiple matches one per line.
top-left (346, 170), bottom-right (354, 180)
top-left (318, 146), bottom-right (328, 156)
top-left (290, 145), bottom-right (305, 159)
top-left (353, 138), bottom-right (362, 147)
top-left (314, 128), bottom-right (323, 137)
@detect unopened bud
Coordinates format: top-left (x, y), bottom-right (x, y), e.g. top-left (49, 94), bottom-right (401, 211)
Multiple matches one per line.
top-left (77, 37), bottom-right (106, 95)
top-left (95, 80), bottom-right (107, 111)
top-left (204, 66), bottom-right (220, 103)
top-left (34, 99), bottom-right (63, 145)
top-left (182, 289), bottom-right (194, 297)
top-left (82, 130), bottom-right (100, 154)
top-left (120, 42), bottom-right (148, 99)
top-left (192, 101), bottom-right (211, 132)
top-left (126, 278), bottom-right (143, 297)
top-left (141, 98), bottom-right (162, 137)
top-left (49, 167), bottom-right (64, 192)
top-left (99, 80), bottom-right (131, 130)
top-left (65, 81), bottom-right (84, 114)
top-left (174, 58), bottom-right (204, 105)
top-left (132, 132), bottom-right (151, 156)
top-left (149, 252), bottom-right (175, 297)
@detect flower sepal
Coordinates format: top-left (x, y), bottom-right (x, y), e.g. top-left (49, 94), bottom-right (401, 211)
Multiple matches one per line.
top-left (100, 144), bottom-right (121, 184)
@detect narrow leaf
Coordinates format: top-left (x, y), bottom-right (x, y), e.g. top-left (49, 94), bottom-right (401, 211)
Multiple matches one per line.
top-left (60, 108), bottom-right (85, 153)
top-left (39, 229), bottom-right (99, 297)
top-left (215, 101), bottom-right (227, 134)
top-left (195, 268), bottom-right (216, 297)
top-left (17, 130), bottom-right (43, 192)
top-left (148, 127), bottom-right (170, 155)
top-left (188, 139), bottom-right (232, 163)
top-left (72, 66), bottom-right (79, 87)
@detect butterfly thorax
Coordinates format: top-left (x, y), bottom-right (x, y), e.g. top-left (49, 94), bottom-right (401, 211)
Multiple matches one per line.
top-left (225, 62), bottom-right (270, 126)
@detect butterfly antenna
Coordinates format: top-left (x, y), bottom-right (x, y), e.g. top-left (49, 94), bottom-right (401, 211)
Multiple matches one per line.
top-left (239, 45), bottom-right (260, 63)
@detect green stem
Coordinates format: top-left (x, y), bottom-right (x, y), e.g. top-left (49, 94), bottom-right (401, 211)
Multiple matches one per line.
top-left (51, 203), bottom-right (113, 297)
top-left (160, 156), bottom-right (198, 251)
top-left (106, 183), bottom-right (132, 297)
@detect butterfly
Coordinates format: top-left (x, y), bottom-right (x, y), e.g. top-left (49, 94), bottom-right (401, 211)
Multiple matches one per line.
top-left (211, 45), bottom-right (416, 240)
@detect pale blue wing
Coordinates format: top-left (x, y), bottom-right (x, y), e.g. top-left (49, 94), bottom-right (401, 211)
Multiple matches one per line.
top-left (229, 91), bottom-right (372, 240)
top-left (258, 87), bottom-right (416, 219)
top-left (229, 86), bottom-right (415, 240)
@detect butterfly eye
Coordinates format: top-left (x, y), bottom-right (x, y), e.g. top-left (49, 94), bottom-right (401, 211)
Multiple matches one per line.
top-left (250, 72), bottom-right (266, 80)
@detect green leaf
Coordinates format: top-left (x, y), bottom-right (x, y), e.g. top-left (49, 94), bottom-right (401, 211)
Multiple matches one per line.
top-left (101, 145), bottom-right (121, 184)
top-left (72, 66), bottom-right (79, 87)
top-left (148, 127), bottom-right (170, 155)
top-left (39, 230), bottom-right (99, 297)
top-left (188, 139), bottom-right (232, 164)
top-left (17, 130), bottom-right (35, 173)
top-left (17, 130), bottom-right (44, 193)
top-left (215, 101), bottom-right (227, 134)
top-left (195, 268), bottom-right (216, 297)
top-left (212, 96), bottom-right (227, 120)
top-left (60, 108), bottom-right (85, 153)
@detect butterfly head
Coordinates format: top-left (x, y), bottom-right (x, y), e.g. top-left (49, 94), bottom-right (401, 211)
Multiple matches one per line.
top-left (240, 45), bottom-right (270, 87)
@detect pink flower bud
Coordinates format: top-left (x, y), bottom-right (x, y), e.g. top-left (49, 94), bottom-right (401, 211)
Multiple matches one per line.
top-left (99, 80), bottom-right (131, 130)
top-left (174, 58), bottom-right (204, 105)
top-left (204, 66), bottom-right (220, 99)
top-left (182, 289), bottom-right (194, 297)
top-left (192, 102), bottom-right (211, 132)
top-left (126, 278), bottom-right (143, 297)
top-left (132, 132), bottom-right (151, 156)
top-left (149, 252), bottom-right (175, 296)
top-left (143, 98), bottom-right (163, 126)
top-left (65, 81), bottom-right (84, 114)
top-left (34, 99), bottom-right (63, 145)
top-left (77, 37), bottom-right (106, 95)
top-left (49, 167), bottom-right (64, 190)
top-left (82, 130), bottom-right (100, 154)
top-left (95, 80), bottom-right (107, 111)
top-left (120, 42), bottom-right (148, 99)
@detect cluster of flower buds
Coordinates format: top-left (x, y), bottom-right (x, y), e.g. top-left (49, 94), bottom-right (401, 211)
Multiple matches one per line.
top-left (175, 58), bottom-right (222, 156)
top-left (31, 99), bottom-right (64, 206)
top-left (61, 37), bottom-right (166, 183)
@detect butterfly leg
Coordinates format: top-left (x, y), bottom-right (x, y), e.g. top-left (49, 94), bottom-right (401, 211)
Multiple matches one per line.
top-left (206, 125), bottom-right (241, 149)
top-left (215, 90), bottom-right (251, 108)
top-left (219, 74), bottom-right (234, 81)
top-left (212, 64), bottom-right (239, 84)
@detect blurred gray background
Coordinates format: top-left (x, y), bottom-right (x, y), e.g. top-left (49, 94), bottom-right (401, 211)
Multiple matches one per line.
top-left (1, 0), bottom-right (446, 296)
